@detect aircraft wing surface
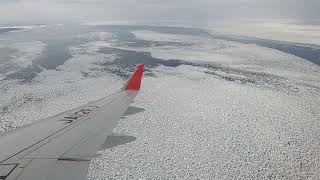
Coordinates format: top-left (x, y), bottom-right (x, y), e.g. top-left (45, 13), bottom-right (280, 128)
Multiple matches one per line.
top-left (0, 64), bottom-right (144, 180)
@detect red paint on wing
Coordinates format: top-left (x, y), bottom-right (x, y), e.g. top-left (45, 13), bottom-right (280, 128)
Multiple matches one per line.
top-left (125, 64), bottom-right (144, 91)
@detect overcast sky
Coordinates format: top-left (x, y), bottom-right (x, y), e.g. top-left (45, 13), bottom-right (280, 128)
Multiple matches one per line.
top-left (0, 0), bottom-right (319, 24)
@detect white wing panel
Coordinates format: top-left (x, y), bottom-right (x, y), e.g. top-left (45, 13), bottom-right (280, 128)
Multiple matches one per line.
top-left (0, 64), bottom-right (144, 180)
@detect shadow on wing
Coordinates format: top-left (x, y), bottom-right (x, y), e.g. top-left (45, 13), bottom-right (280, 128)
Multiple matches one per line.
top-left (100, 134), bottom-right (137, 150)
top-left (122, 106), bottom-right (145, 118)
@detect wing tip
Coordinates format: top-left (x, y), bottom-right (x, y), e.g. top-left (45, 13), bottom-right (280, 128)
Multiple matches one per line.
top-left (125, 64), bottom-right (144, 91)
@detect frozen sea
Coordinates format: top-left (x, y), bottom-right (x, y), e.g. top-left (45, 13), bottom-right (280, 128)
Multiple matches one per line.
top-left (0, 23), bottom-right (320, 179)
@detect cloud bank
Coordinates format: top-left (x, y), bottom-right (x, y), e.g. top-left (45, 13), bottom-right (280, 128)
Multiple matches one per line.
top-left (0, 0), bottom-right (319, 24)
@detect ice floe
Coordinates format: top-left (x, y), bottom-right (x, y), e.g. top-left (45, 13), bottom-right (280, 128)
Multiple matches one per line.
top-left (86, 30), bottom-right (320, 179)
top-left (209, 19), bottom-right (320, 46)
top-left (130, 31), bottom-right (320, 86)
top-left (0, 25), bottom-right (46, 33)
top-left (88, 65), bottom-right (320, 179)
top-left (0, 27), bottom-right (320, 179)
top-left (0, 39), bottom-right (121, 132)
top-left (0, 41), bottom-right (46, 78)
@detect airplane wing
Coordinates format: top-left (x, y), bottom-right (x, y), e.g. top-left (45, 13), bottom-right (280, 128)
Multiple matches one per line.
top-left (0, 64), bottom-right (144, 180)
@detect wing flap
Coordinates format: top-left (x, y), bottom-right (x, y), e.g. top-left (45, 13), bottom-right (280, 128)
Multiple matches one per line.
top-left (48, 160), bottom-right (91, 180)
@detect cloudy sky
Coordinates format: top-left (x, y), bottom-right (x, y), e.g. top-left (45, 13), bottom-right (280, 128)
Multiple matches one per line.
top-left (0, 0), bottom-right (319, 24)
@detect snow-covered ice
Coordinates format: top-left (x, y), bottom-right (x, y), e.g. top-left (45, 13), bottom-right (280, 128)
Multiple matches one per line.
top-left (0, 25), bottom-right (46, 33)
top-left (88, 65), bottom-right (320, 179)
top-left (0, 39), bottom-right (122, 132)
top-left (209, 19), bottom-right (320, 46)
top-left (0, 41), bottom-right (46, 78)
top-left (87, 31), bottom-right (320, 179)
top-left (0, 28), bottom-right (320, 179)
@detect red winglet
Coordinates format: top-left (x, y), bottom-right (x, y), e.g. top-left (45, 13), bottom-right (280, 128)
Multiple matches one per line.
top-left (125, 64), bottom-right (144, 91)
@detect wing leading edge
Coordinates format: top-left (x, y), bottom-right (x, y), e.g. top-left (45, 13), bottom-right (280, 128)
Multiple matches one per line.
top-left (0, 64), bottom-right (144, 180)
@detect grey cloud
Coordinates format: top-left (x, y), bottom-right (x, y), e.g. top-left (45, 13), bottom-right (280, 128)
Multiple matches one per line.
top-left (0, 0), bottom-right (319, 24)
